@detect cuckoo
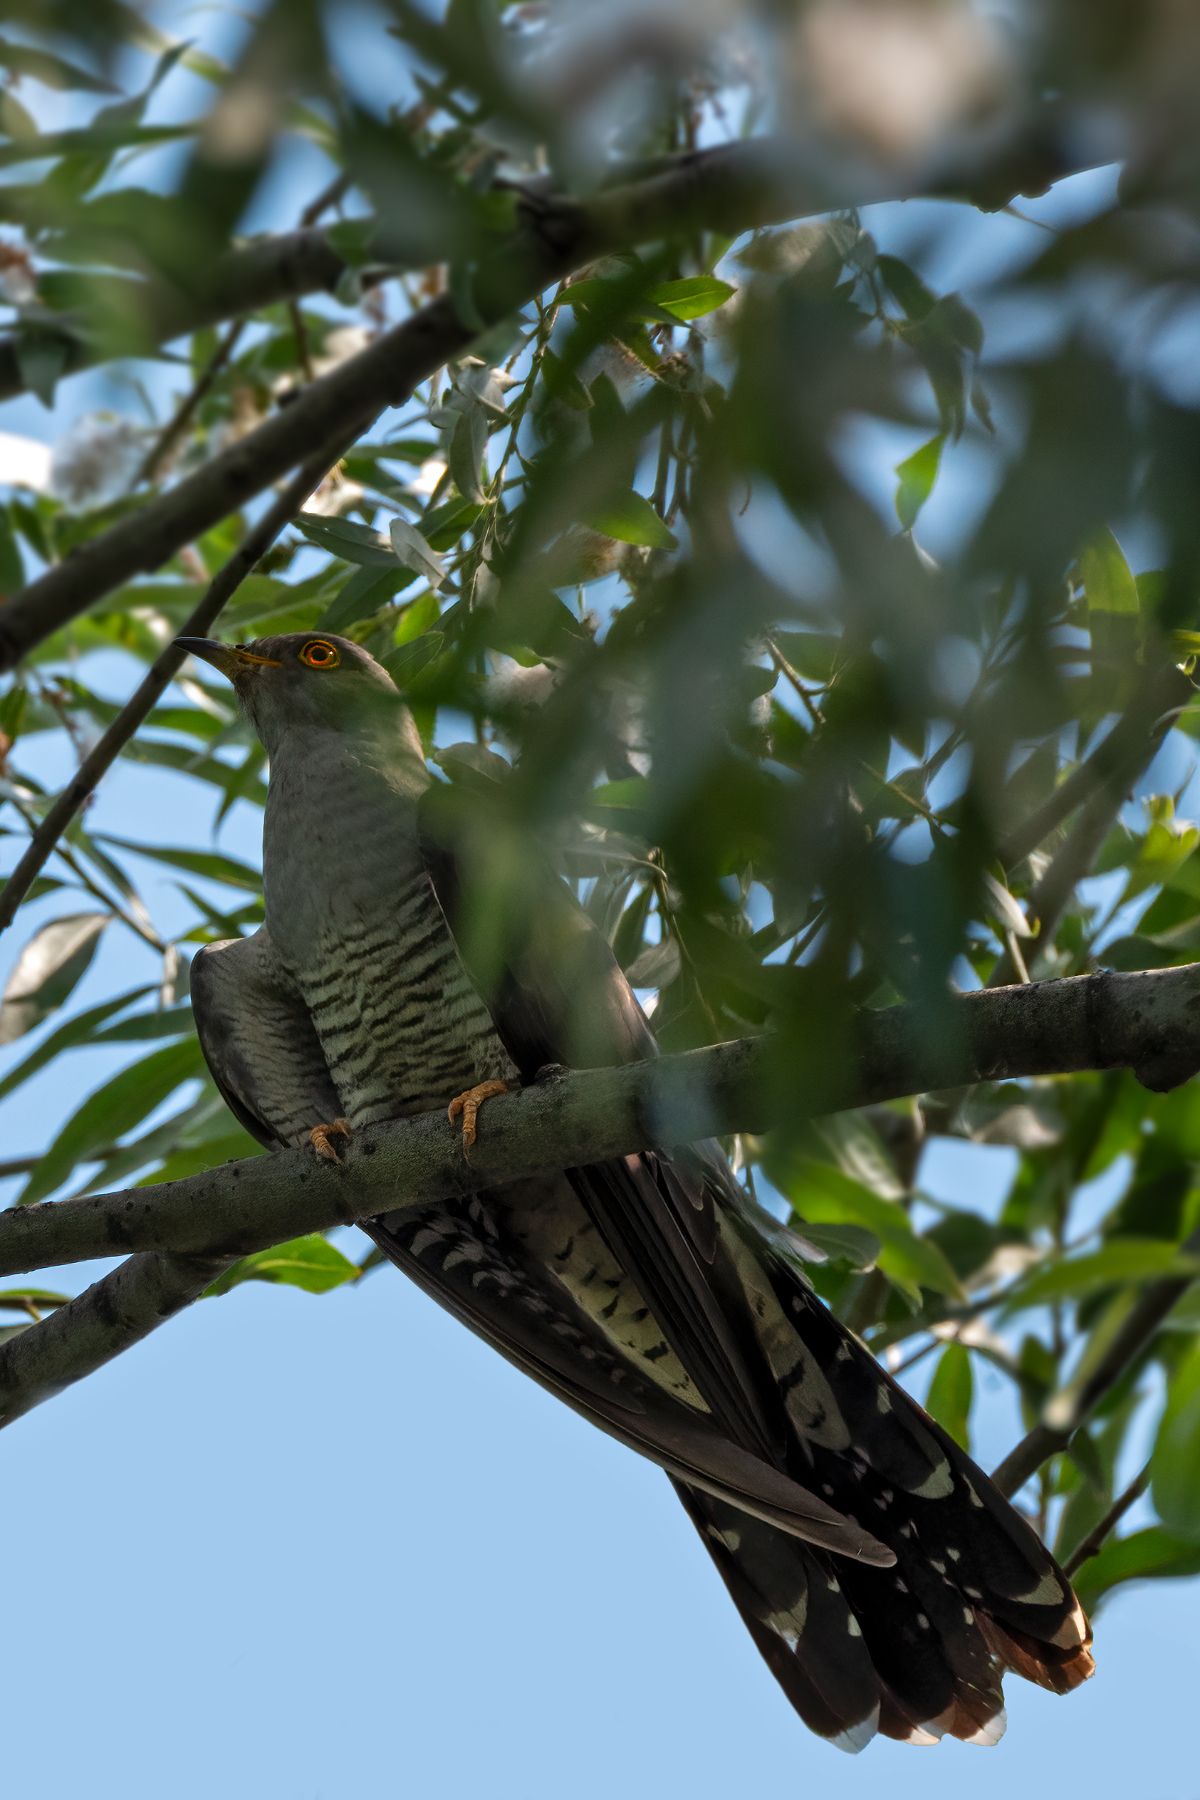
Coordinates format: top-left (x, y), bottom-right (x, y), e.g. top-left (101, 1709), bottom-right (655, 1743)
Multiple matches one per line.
top-left (179, 630), bottom-right (1094, 1751)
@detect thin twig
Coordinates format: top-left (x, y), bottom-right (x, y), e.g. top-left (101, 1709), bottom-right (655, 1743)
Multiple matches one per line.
top-left (1063, 1462), bottom-right (1152, 1577)
top-left (130, 318), bottom-right (248, 490)
top-left (998, 666), bottom-right (1191, 869)
top-left (985, 676), bottom-right (1180, 986)
top-left (992, 1233), bottom-right (1200, 1498)
top-left (299, 169), bottom-right (352, 228)
top-left (7, 794), bottom-right (167, 954)
top-left (0, 420), bottom-right (370, 935)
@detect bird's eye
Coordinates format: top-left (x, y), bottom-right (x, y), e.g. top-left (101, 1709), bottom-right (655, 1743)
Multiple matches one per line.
top-left (299, 639), bottom-right (340, 670)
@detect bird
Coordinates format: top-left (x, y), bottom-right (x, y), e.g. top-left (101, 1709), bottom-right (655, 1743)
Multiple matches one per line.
top-left (177, 628), bottom-right (1094, 1752)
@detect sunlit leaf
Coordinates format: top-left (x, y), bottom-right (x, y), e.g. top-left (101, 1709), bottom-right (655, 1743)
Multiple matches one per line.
top-left (925, 1342), bottom-right (973, 1451)
top-left (1152, 1338), bottom-right (1200, 1539)
top-left (0, 913), bottom-right (108, 1044)
top-left (17, 1038), bottom-right (206, 1205)
top-left (583, 491), bottom-right (676, 549)
top-left (894, 432), bottom-right (944, 531)
top-left (207, 1234), bottom-right (360, 1297)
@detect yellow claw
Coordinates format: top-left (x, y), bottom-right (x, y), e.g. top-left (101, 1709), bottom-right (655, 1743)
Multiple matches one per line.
top-left (308, 1117), bottom-right (352, 1162)
top-left (447, 1080), bottom-right (511, 1153)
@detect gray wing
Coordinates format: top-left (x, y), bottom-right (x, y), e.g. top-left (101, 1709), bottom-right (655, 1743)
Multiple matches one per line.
top-left (190, 929), bottom-right (340, 1150)
top-left (417, 779), bottom-right (787, 1454)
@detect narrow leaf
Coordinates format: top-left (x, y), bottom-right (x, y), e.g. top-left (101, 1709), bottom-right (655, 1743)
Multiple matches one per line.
top-left (17, 1038), bottom-right (206, 1205)
top-left (0, 913), bottom-right (108, 1044)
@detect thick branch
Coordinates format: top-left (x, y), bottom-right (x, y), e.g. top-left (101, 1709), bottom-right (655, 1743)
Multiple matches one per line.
top-left (0, 1251), bottom-right (231, 1426)
top-left (0, 417), bottom-right (371, 934)
top-left (0, 228), bottom-right (352, 406)
top-left (0, 119), bottom-right (1087, 411)
top-left (3, 964), bottom-right (1199, 1285)
top-left (0, 127), bottom-right (1092, 672)
top-left (2, 962), bottom-right (1197, 1426)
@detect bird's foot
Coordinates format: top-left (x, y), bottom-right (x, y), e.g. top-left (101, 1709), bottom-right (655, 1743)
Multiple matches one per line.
top-left (447, 1080), bottom-right (512, 1153)
top-left (308, 1117), bottom-right (352, 1163)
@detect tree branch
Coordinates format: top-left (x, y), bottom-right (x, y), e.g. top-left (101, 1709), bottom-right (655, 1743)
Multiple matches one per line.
top-left (2, 962), bottom-right (1197, 1426)
top-left (0, 418), bottom-right (371, 934)
top-left (0, 126), bottom-right (1093, 672)
top-left (1062, 1461), bottom-right (1151, 1577)
top-left (0, 1250), bottom-right (232, 1426)
top-left (0, 115), bottom-right (1090, 411)
top-left (4, 963), bottom-right (1200, 1285)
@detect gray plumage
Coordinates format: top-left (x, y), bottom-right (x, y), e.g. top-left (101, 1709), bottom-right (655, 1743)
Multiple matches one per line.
top-left (181, 630), bottom-right (1094, 1750)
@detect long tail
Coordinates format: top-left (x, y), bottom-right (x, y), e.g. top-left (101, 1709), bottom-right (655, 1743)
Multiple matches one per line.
top-left (674, 1251), bottom-right (1094, 1750)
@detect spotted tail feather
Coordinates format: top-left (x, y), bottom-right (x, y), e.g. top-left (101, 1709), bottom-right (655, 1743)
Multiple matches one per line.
top-left (675, 1240), bottom-right (1094, 1750)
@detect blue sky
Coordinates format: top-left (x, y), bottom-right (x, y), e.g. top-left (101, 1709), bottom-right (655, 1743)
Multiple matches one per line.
top-left (1, 8), bottom-right (1197, 1796)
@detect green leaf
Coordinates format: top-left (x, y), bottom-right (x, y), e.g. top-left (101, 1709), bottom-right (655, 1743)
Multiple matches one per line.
top-left (1152, 1338), bottom-right (1200, 1538)
top-left (0, 913), bottom-right (109, 1045)
top-left (294, 512), bottom-right (396, 568)
top-left (776, 1159), bottom-right (964, 1306)
top-left (0, 1287), bottom-right (70, 1312)
top-left (894, 433), bottom-right (944, 531)
top-left (1001, 1240), bottom-right (1200, 1313)
top-left (925, 1342), bottom-right (973, 1451)
top-left (624, 938), bottom-right (682, 988)
top-left (389, 517), bottom-right (448, 586)
top-left (563, 274), bottom-right (734, 326)
top-left (0, 37), bottom-right (121, 94)
top-left (448, 400), bottom-right (489, 504)
top-left (791, 1222), bottom-right (880, 1271)
top-left (1080, 526), bottom-right (1140, 667)
top-left (207, 1233), bottom-right (360, 1297)
top-left (583, 491), bottom-right (676, 550)
top-left (1080, 526), bottom-right (1140, 617)
top-left (119, 739), bottom-right (269, 810)
top-left (17, 1038), bottom-right (206, 1205)
top-left (90, 1004), bottom-right (193, 1043)
top-left (1073, 1526), bottom-right (1200, 1613)
top-left (644, 275), bottom-right (735, 321)
top-left (318, 563), bottom-right (411, 632)
top-left (0, 985), bottom-right (155, 1102)
top-left (97, 836), bottom-right (262, 891)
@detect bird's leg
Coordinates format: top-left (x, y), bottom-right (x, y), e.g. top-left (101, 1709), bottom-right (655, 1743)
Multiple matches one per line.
top-left (308, 1117), bottom-right (352, 1162)
top-left (447, 1080), bottom-right (512, 1152)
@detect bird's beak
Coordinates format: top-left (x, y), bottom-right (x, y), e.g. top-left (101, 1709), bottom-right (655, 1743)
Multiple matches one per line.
top-left (174, 637), bottom-right (282, 679)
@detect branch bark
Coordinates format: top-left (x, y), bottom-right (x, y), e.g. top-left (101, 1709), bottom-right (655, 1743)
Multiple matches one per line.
top-left (0, 117), bottom-right (1088, 412)
top-left (4, 963), bottom-right (1200, 1281)
top-left (3, 962), bottom-right (1198, 1426)
top-left (0, 126), bottom-right (1091, 672)
top-left (0, 1250), bottom-right (232, 1426)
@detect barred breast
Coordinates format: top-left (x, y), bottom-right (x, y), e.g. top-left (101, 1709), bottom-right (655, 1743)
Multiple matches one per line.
top-left (299, 864), bottom-right (514, 1127)
top-left (260, 729), bottom-right (701, 1403)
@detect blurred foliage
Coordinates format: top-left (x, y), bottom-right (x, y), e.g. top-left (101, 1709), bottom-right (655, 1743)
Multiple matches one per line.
top-left (3, 0), bottom-right (1200, 1615)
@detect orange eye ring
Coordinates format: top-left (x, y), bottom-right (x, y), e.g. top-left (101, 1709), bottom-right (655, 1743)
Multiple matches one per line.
top-left (299, 639), bottom-right (340, 670)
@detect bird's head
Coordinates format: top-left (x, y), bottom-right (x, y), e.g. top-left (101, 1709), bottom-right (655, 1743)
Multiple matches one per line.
top-left (175, 632), bottom-right (421, 760)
